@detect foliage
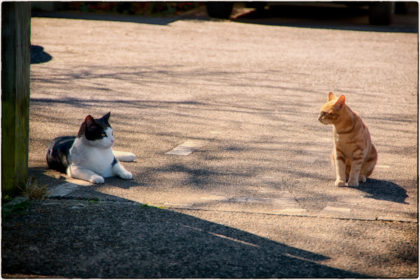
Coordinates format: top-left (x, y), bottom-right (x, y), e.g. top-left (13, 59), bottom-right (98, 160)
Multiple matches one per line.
top-left (19, 176), bottom-right (47, 200)
top-left (66, 2), bottom-right (200, 16)
top-left (2, 197), bottom-right (30, 218)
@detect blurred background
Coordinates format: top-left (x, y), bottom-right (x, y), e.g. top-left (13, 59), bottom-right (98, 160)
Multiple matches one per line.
top-left (31, 2), bottom-right (418, 32)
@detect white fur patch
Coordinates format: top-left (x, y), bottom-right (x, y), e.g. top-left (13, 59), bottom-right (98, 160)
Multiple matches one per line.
top-left (114, 150), bottom-right (136, 162)
top-left (69, 128), bottom-right (116, 178)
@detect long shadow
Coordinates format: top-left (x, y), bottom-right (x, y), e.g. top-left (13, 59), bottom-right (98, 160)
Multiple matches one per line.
top-left (233, 3), bottom-right (418, 33)
top-left (28, 167), bottom-right (65, 189)
top-left (31, 10), bottom-right (179, 26)
top-left (2, 190), bottom-right (366, 278)
top-left (348, 178), bottom-right (409, 204)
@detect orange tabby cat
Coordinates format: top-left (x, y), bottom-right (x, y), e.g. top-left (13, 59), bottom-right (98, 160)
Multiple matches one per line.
top-left (318, 92), bottom-right (377, 187)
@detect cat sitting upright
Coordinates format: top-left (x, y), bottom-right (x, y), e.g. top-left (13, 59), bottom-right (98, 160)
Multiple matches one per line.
top-left (46, 112), bottom-right (136, 184)
top-left (318, 92), bottom-right (377, 187)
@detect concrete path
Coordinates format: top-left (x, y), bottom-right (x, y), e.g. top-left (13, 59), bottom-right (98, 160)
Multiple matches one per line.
top-left (3, 6), bottom-right (417, 278)
top-left (29, 8), bottom-right (417, 221)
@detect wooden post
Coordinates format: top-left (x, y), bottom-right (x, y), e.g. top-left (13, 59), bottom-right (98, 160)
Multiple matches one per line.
top-left (1, 2), bottom-right (31, 197)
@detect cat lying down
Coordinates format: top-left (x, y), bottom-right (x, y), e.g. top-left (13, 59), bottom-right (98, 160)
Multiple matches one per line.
top-left (46, 112), bottom-right (135, 184)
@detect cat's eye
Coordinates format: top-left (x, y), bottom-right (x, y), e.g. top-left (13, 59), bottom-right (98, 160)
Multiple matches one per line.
top-left (101, 133), bottom-right (107, 137)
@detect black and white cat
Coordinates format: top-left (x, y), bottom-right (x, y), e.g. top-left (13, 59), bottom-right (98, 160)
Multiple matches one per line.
top-left (46, 112), bottom-right (135, 184)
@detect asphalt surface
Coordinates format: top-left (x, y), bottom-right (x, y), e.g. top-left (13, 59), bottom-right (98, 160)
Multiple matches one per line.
top-left (3, 5), bottom-right (418, 278)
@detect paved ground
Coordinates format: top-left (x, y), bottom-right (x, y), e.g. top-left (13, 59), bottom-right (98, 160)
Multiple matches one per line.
top-left (3, 5), bottom-right (418, 278)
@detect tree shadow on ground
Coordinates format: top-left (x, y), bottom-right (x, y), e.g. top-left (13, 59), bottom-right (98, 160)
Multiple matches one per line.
top-left (2, 195), bottom-right (366, 278)
top-left (349, 178), bottom-right (409, 204)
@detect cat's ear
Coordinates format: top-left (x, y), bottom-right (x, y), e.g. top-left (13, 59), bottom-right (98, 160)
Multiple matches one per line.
top-left (328, 92), bottom-right (336, 101)
top-left (84, 115), bottom-right (98, 128)
top-left (85, 115), bottom-right (95, 125)
top-left (101, 112), bottom-right (111, 126)
top-left (102, 112), bottom-right (111, 122)
top-left (334, 95), bottom-right (346, 110)
top-left (78, 115), bottom-right (95, 137)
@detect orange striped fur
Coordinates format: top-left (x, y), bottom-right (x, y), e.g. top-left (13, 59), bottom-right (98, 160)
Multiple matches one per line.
top-left (318, 92), bottom-right (377, 187)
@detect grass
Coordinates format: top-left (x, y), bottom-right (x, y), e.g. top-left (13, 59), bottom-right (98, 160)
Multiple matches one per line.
top-left (2, 197), bottom-right (31, 218)
top-left (2, 177), bottom-right (47, 218)
top-left (20, 177), bottom-right (48, 200)
top-left (141, 203), bottom-right (166, 210)
top-left (88, 198), bottom-right (100, 204)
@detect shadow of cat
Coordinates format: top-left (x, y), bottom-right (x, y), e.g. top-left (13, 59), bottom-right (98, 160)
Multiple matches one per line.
top-left (29, 166), bottom-right (144, 192)
top-left (348, 178), bottom-right (408, 204)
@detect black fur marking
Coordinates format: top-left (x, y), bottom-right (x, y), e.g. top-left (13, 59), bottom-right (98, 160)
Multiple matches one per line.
top-left (46, 136), bottom-right (76, 173)
top-left (101, 112), bottom-right (111, 126)
top-left (77, 113), bottom-right (112, 141)
top-left (111, 157), bottom-right (118, 167)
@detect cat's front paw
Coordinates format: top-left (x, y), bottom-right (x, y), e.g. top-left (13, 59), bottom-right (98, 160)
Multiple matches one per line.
top-left (90, 175), bottom-right (105, 184)
top-left (347, 179), bottom-right (359, 187)
top-left (335, 179), bottom-right (346, 187)
top-left (119, 170), bottom-right (133, 180)
top-left (359, 175), bottom-right (367, 183)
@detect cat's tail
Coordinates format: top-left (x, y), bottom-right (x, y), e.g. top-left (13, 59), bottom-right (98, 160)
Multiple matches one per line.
top-left (113, 150), bottom-right (136, 162)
